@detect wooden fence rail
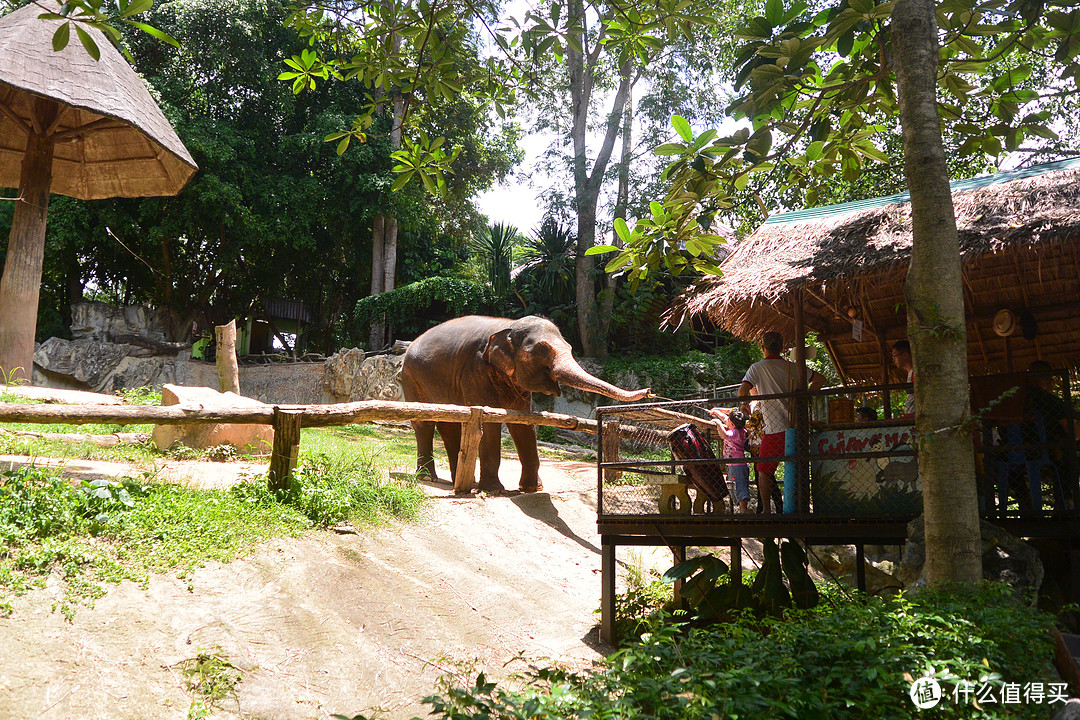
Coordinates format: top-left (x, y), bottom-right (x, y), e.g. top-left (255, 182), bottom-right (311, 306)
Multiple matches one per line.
top-left (0, 399), bottom-right (609, 494)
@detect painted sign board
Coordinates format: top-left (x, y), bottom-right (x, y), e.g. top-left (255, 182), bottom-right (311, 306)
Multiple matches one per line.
top-left (811, 426), bottom-right (922, 515)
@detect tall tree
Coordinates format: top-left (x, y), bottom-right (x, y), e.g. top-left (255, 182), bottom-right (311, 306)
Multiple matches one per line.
top-left (893, 0), bottom-right (982, 583)
top-left (597, 0), bottom-right (1080, 585)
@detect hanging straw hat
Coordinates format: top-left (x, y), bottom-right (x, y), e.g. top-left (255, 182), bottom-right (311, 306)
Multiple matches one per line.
top-left (992, 308), bottom-right (1017, 337)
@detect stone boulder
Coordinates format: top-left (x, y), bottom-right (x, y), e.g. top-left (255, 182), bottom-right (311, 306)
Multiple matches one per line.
top-left (34, 337), bottom-right (132, 390)
top-left (899, 516), bottom-right (1044, 601)
top-left (323, 344), bottom-right (407, 402)
top-left (151, 384), bottom-right (273, 455)
top-left (808, 544), bottom-right (905, 596)
top-left (71, 301), bottom-right (181, 342)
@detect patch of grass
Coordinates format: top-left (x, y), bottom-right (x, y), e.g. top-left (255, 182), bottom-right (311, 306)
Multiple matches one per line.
top-left (0, 443), bottom-right (427, 617)
top-left (178, 649), bottom-right (242, 719)
top-left (302, 424), bottom-right (419, 472)
top-left (234, 449), bottom-right (426, 528)
top-left (0, 432), bottom-right (162, 464)
top-left (115, 387), bottom-right (162, 406)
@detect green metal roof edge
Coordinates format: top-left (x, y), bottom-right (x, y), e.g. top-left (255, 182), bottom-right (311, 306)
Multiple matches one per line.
top-left (763, 156), bottom-right (1080, 226)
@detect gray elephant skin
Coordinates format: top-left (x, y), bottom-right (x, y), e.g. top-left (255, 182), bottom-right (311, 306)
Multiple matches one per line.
top-left (401, 315), bottom-right (649, 493)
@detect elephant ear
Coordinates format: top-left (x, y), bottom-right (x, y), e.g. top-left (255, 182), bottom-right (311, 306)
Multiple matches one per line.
top-left (483, 328), bottom-right (515, 379)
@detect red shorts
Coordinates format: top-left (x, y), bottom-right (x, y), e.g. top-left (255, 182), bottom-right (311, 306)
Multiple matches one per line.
top-left (757, 431), bottom-right (785, 476)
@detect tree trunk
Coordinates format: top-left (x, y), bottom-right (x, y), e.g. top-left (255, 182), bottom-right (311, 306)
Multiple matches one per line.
top-left (567, 14), bottom-right (633, 358)
top-left (0, 100), bottom-right (58, 385)
top-left (893, 0), bottom-right (982, 586)
top-left (368, 214), bottom-right (386, 350)
top-left (215, 319), bottom-right (241, 394)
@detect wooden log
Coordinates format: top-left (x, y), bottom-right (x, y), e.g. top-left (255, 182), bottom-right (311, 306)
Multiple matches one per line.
top-left (454, 407), bottom-right (484, 495)
top-left (268, 407), bottom-right (302, 491)
top-left (2, 429), bottom-right (148, 446)
top-left (602, 420), bottom-right (621, 485)
top-left (215, 319), bottom-right (240, 394)
top-left (0, 385), bottom-right (124, 405)
top-left (0, 399), bottom-right (664, 442)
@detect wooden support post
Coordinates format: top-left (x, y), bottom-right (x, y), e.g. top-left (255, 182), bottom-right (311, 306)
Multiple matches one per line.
top-left (793, 288), bottom-right (811, 513)
top-left (672, 545), bottom-right (686, 605)
top-left (879, 334), bottom-right (893, 420)
top-left (602, 420), bottom-right (621, 485)
top-left (215, 319), bottom-right (240, 394)
top-left (730, 539), bottom-right (742, 583)
top-left (855, 543), bottom-right (867, 593)
top-left (601, 541), bottom-right (617, 645)
top-left (268, 407), bottom-right (302, 491)
top-left (454, 406), bottom-right (483, 495)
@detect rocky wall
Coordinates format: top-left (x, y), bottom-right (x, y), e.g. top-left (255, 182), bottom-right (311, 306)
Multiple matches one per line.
top-left (31, 338), bottom-right (407, 406)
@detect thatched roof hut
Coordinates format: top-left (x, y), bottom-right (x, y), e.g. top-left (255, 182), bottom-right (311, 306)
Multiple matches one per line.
top-left (665, 157), bottom-right (1080, 383)
top-left (0, 1), bottom-right (197, 199)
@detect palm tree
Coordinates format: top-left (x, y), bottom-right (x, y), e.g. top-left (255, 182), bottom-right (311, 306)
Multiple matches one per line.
top-left (516, 218), bottom-right (576, 313)
top-left (470, 223), bottom-right (519, 306)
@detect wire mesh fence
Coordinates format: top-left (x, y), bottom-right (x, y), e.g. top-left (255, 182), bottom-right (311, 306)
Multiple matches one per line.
top-left (597, 375), bottom-right (1078, 522)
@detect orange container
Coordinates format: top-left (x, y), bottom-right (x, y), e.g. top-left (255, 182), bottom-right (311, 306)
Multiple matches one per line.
top-left (828, 397), bottom-right (854, 424)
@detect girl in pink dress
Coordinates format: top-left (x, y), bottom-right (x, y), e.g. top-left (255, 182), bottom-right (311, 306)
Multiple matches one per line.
top-left (709, 407), bottom-right (750, 513)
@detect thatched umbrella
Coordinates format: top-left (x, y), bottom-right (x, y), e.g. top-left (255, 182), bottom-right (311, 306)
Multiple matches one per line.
top-left (0, 2), bottom-right (197, 382)
top-left (664, 157), bottom-right (1080, 383)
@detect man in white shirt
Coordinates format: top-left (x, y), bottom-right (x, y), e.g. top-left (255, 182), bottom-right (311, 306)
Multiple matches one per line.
top-left (739, 331), bottom-right (825, 513)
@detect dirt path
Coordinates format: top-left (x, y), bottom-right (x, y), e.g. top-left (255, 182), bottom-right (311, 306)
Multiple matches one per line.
top-left (0, 453), bottom-right (672, 720)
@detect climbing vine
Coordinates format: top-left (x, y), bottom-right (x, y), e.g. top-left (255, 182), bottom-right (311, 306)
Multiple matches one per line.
top-left (354, 278), bottom-right (494, 339)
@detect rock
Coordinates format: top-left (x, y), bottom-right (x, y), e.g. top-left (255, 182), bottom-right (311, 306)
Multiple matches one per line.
top-left (899, 516), bottom-right (1044, 601)
top-left (806, 544), bottom-right (904, 597)
top-left (151, 384), bottom-right (273, 455)
top-left (70, 301), bottom-right (182, 342)
top-left (1053, 699), bottom-right (1080, 720)
top-left (97, 354), bottom-right (183, 395)
top-left (323, 348), bottom-right (406, 402)
top-left (34, 337), bottom-right (131, 390)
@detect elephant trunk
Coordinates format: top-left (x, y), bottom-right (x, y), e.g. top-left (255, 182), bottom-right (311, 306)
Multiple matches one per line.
top-left (551, 351), bottom-right (651, 403)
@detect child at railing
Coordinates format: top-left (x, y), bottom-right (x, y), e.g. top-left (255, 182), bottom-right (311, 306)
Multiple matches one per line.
top-left (709, 407), bottom-right (750, 513)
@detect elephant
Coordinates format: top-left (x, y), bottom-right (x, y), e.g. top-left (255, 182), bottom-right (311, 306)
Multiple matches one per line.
top-left (400, 315), bottom-right (650, 493)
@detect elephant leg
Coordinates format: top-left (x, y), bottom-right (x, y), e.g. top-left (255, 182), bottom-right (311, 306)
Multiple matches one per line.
top-left (477, 422), bottom-right (505, 492)
top-left (507, 423), bottom-right (542, 492)
top-left (412, 420), bottom-right (439, 481)
top-left (436, 422), bottom-right (462, 481)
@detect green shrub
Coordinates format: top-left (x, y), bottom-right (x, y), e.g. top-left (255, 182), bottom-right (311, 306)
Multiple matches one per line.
top-left (354, 277), bottom-right (494, 342)
top-left (232, 451), bottom-right (426, 527)
top-left (350, 584), bottom-right (1059, 720)
top-left (601, 346), bottom-right (761, 400)
top-left (0, 449), bottom-right (427, 617)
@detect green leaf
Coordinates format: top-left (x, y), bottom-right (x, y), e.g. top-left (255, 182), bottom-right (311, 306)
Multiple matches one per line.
top-left (613, 217), bottom-right (632, 243)
top-left (765, 0), bottom-right (784, 26)
top-left (123, 20), bottom-right (180, 48)
top-left (391, 171), bottom-right (413, 192)
top-left (336, 136), bottom-right (350, 155)
top-left (74, 25), bottom-right (100, 61)
top-left (585, 244), bottom-right (619, 256)
top-left (120, 0), bottom-right (153, 18)
top-left (671, 115), bottom-right (693, 142)
top-left (654, 143), bottom-right (688, 156)
top-left (52, 22), bottom-right (70, 52)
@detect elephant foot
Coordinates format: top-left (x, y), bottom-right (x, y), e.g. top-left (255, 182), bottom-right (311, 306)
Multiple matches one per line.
top-left (477, 480), bottom-right (506, 493)
top-left (518, 481), bottom-right (544, 493)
